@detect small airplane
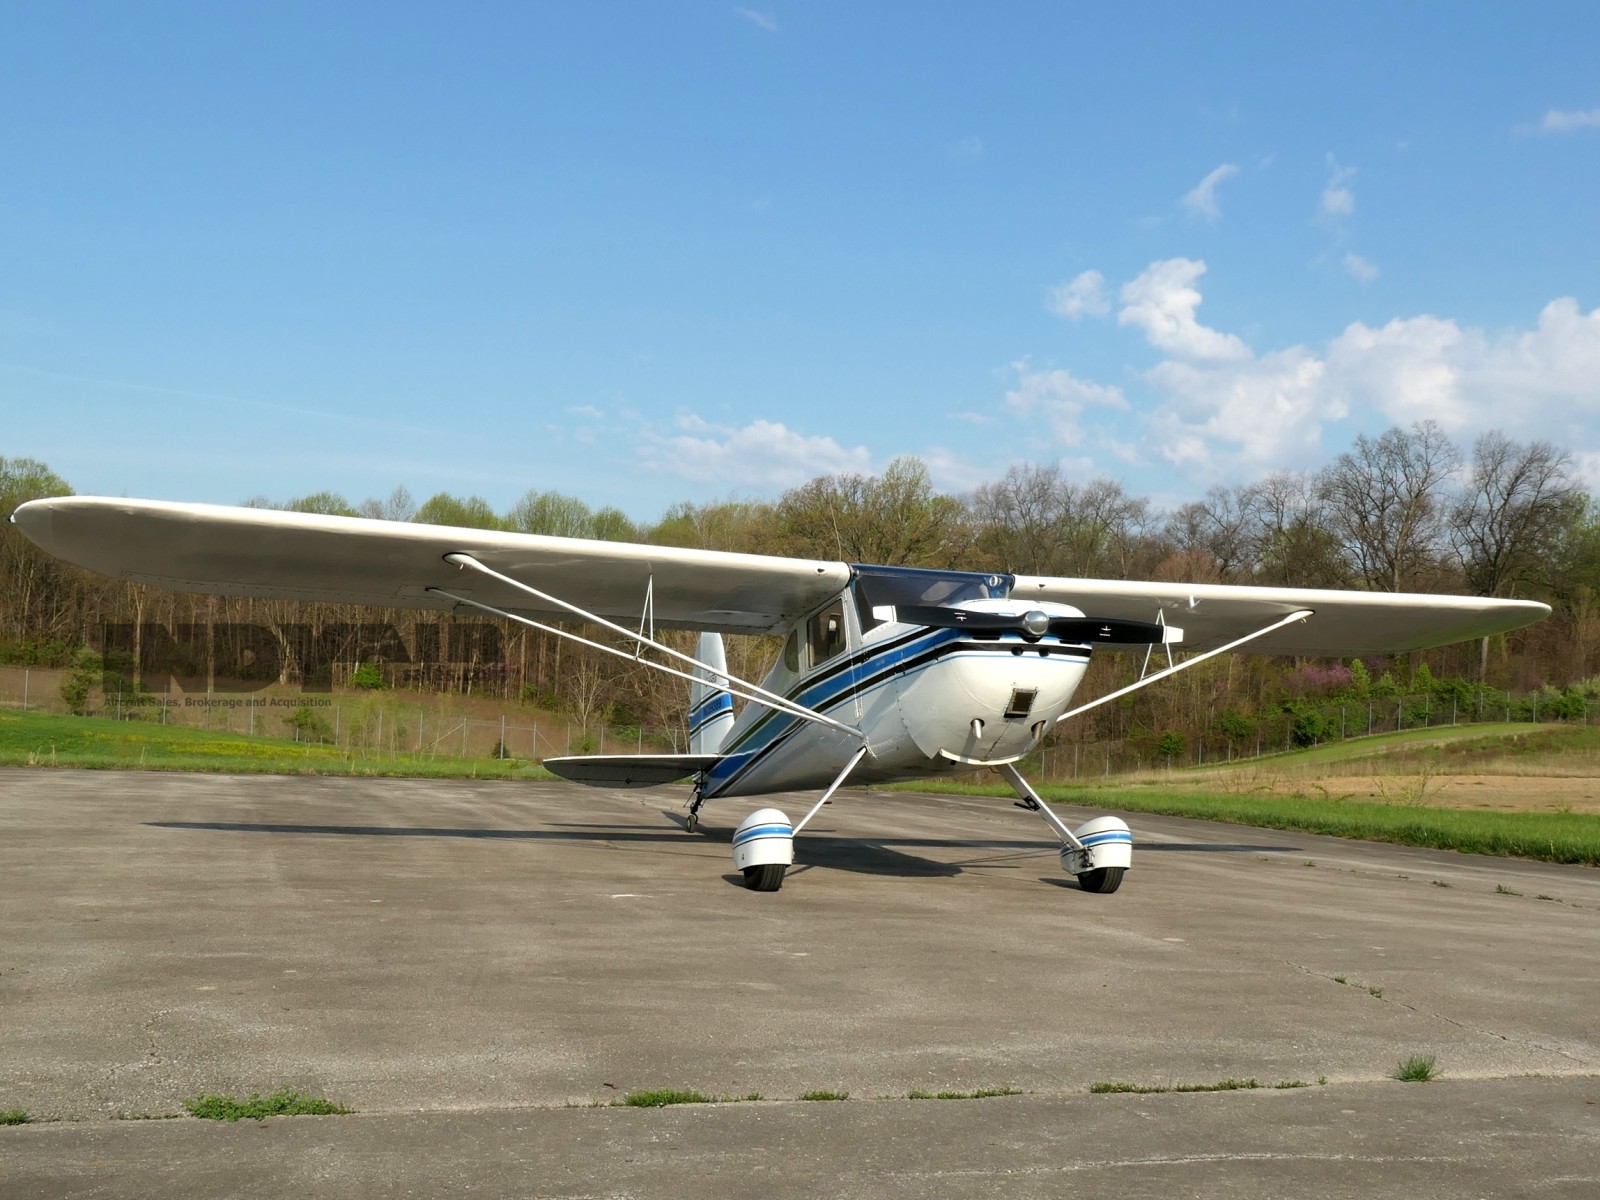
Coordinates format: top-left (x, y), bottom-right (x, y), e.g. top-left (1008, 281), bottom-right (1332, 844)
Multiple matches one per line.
top-left (12, 496), bottom-right (1549, 894)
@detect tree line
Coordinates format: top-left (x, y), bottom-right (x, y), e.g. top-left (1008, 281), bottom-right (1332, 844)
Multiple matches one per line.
top-left (3, 419), bottom-right (1597, 748)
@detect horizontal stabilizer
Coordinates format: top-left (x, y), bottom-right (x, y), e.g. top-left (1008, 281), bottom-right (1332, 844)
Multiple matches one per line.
top-left (543, 754), bottom-right (721, 789)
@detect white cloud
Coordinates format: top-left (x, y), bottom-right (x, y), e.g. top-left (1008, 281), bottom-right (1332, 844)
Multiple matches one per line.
top-left (952, 135), bottom-right (985, 159)
top-left (566, 404), bottom-right (603, 420)
top-left (1140, 292), bottom-right (1600, 480)
top-left (1573, 450), bottom-right (1600, 491)
top-left (1537, 107), bottom-right (1600, 134)
top-left (1319, 154), bottom-right (1357, 219)
top-left (916, 446), bottom-right (998, 493)
top-left (1117, 258), bottom-right (1250, 361)
top-left (1181, 163), bottom-right (1240, 221)
top-left (1343, 253), bottom-right (1380, 284)
top-left (1004, 365), bottom-right (1127, 446)
top-left (1327, 298), bottom-right (1600, 431)
top-left (640, 416), bottom-right (870, 485)
top-left (733, 7), bottom-right (779, 32)
top-left (1046, 269), bottom-right (1110, 320)
top-left (1144, 347), bottom-right (1338, 472)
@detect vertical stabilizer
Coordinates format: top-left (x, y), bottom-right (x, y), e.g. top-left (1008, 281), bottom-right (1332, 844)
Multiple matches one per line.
top-left (689, 632), bottom-right (735, 754)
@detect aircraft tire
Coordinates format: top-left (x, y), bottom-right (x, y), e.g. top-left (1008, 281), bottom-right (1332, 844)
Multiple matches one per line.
top-left (1077, 866), bottom-right (1125, 894)
top-left (743, 863), bottom-right (786, 892)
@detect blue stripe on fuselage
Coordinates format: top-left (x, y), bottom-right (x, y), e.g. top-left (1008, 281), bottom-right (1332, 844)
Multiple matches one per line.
top-left (702, 630), bottom-right (1089, 798)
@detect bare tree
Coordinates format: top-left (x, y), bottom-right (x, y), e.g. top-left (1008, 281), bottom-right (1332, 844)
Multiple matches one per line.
top-left (1450, 432), bottom-right (1583, 597)
top-left (1164, 483), bottom-right (1262, 582)
top-left (1319, 421), bottom-right (1459, 591)
top-left (772, 456), bottom-right (968, 566)
top-left (357, 485), bottom-right (416, 522)
top-left (1248, 471), bottom-right (1352, 588)
top-left (971, 465), bottom-right (1155, 578)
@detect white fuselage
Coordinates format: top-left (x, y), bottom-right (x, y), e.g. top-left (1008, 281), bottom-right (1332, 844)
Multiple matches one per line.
top-left (701, 597), bottom-right (1092, 799)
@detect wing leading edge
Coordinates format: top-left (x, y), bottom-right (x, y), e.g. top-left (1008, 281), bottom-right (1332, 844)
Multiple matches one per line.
top-left (1014, 576), bottom-right (1549, 657)
top-left (11, 497), bottom-right (849, 636)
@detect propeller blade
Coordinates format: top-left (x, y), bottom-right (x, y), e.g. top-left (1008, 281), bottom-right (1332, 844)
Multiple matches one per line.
top-left (889, 605), bottom-right (1180, 645)
top-left (890, 605), bottom-right (1018, 631)
top-left (1045, 617), bottom-right (1176, 644)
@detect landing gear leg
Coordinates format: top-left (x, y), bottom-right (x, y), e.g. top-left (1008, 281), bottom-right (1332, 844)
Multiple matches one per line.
top-left (686, 787), bottom-right (706, 833)
top-left (996, 763), bottom-right (1132, 894)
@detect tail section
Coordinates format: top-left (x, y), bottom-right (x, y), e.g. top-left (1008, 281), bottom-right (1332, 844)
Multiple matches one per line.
top-left (689, 632), bottom-right (735, 754)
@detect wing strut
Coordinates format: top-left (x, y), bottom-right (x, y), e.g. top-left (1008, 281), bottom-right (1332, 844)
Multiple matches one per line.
top-left (429, 554), bottom-right (864, 742)
top-left (1056, 608), bottom-right (1314, 727)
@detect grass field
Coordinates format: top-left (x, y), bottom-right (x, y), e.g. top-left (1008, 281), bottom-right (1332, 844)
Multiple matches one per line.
top-left (914, 723), bottom-right (1600, 866)
top-left (0, 710), bottom-right (551, 780)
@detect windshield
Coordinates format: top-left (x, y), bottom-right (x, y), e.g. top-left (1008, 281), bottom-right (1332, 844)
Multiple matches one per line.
top-left (851, 565), bottom-right (1014, 629)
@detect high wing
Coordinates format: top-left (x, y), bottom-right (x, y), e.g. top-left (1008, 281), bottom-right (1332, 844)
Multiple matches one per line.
top-left (1014, 576), bottom-right (1549, 657)
top-left (10, 497), bottom-right (849, 636)
top-left (12, 497), bottom-right (1549, 655)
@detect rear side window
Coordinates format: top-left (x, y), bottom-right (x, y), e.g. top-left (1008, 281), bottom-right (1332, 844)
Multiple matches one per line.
top-left (807, 600), bottom-right (845, 665)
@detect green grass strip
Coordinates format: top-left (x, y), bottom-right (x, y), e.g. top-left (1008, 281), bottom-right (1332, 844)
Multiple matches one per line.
top-left (621, 1089), bottom-right (711, 1108)
top-left (0, 711), bottom-right (553, 780)
top-left (182, 1086), bottom-right (350, 1121)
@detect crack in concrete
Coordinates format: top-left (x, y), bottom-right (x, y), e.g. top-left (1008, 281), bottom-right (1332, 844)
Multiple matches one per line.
top-left (1283, 959), bottom-right (1594, 1066)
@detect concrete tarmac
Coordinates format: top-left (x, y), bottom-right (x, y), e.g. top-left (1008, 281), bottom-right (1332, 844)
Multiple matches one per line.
top-left (2, 768), bottom-right (1597, 1198)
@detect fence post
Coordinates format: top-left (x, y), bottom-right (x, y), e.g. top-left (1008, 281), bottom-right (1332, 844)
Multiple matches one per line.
top-left (21, 668), bottom-right (27, 711)
top-left (500, 714), bottom-right (507, 758)
top-left (462, 720), bottom-right (468, 756)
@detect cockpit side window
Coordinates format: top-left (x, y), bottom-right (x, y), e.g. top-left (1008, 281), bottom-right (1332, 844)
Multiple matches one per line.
top-left (806, 599), bottom-right (846, 665)
top-left (783, 631), bottom-right (800, 673)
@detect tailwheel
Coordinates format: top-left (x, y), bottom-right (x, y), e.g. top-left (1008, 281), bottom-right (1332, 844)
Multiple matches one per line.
top-left (742, 863), bottom-right (786, 892)
top-left (1077, 866), bottom-right (1125, 894)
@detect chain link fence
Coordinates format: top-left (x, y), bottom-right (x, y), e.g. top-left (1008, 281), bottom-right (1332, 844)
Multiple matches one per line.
top-left (4, 666), bottom-right (1594, 775)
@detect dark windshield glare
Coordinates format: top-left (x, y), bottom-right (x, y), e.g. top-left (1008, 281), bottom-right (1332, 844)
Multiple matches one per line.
top-left (851, 565), bottom-right (1014, 628)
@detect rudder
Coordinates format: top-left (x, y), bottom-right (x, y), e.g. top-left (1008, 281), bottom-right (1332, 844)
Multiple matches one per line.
top-left (689, 632), bottom-right (735, 754)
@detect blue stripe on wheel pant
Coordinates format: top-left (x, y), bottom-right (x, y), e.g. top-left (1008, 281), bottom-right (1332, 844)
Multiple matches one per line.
top-left (733, 823), bottom-right (793, 846)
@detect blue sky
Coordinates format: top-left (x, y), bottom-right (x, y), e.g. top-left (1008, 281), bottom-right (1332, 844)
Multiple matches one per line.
top-left (4, 2), bottom-right (1599, 519)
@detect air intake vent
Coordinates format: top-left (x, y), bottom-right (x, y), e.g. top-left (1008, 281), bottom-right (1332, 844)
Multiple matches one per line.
top-left (1004, 689), bottom-right (1037, 719)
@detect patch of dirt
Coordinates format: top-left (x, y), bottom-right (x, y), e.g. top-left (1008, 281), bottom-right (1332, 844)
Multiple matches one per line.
top-left (1265, 773), bottom-right (1600, 815)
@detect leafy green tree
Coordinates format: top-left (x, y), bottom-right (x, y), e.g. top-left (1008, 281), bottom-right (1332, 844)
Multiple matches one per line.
top-left (413, 493), bottom-right (504, 529)
top-left (282, 491), bottom-right (359, 517)
top-left (1346, 658), bottom-right (1371, 699)
top-left (1215, 710), bottom-right (1254, 743)
top-left (350, 661), bottom-right (385, 690)
top-left (60, 646), bottom-right (101, 715)
top-left (506, 489), bottom-right (595, 538)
